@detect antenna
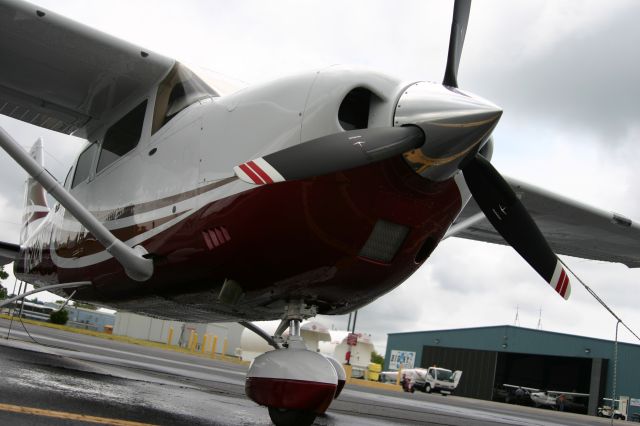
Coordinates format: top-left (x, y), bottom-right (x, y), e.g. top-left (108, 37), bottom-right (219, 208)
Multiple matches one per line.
top-left (537, 307), bottom-right (543, 330)
top-left (514, 306), bottom-right (520, 327)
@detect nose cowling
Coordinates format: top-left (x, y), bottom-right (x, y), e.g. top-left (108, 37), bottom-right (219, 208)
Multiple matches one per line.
top-left (395, 82), bottom-right (502, 181)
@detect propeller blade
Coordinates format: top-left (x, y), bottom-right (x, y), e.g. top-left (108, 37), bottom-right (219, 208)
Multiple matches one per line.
top-left (462, 155), bottom-right (571, 300)
top-left (443, 0), bottom-right (472, 88)
top-left (234, 126), bottom-right (425, 185)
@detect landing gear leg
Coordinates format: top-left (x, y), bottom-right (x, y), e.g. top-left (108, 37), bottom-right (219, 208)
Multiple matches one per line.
top-left (244, 301), bottom-right (338, 426)
top-left (267, 319), bottom-right (318, 426)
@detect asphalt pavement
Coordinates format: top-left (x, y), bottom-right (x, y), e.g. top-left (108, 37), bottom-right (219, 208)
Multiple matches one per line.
top-left (0, 317), bottom-right (628, 425)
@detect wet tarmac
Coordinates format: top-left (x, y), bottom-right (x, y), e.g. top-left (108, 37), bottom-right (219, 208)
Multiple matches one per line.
top-left (0, 318), bottom-right (627, 425)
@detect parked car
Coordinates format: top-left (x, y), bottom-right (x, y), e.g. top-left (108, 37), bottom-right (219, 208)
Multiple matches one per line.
top-left (597, 405), bottom-right (626, 420)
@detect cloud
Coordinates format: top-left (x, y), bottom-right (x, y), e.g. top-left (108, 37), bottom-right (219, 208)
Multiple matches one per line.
top-left (0, 194), bottom-right (21, 242)
top-left (465, 1), bottom-right (640, 140)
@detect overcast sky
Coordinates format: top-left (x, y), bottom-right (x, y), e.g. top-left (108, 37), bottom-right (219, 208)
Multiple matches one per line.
top-left (1, 0), bottom-right (639, 354)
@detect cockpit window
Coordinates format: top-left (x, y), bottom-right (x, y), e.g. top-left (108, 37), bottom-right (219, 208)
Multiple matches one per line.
top-left (152, 63), bottom-right (218, 134)
top-left (97, 100), bottom-right (147, 173)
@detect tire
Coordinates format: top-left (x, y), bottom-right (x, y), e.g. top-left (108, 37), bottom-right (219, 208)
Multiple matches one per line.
top-left (268, 407), bottom-right (317, 426)
top-left (425, 384), bottom-right (432, 394)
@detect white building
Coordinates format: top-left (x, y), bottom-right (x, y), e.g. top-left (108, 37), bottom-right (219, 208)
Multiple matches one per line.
top-left (321, 331), bottom-right (375, 378)
top-left (114, 312), bottom-right (242, 356)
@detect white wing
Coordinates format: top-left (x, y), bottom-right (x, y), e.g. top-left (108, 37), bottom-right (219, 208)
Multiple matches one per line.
top-left (453, 176), bottom-right (640, 267)
top-left (0, 0), bottom-right (174, 136)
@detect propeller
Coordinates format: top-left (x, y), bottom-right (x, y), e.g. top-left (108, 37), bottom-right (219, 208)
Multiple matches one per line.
top-left (443, 0), bottom-right (471, 88)
top-left (461, 156), bottom-right (570, 299)
top-left (234, 126), bottom-right (424, 185)
top-left (442, 0), bottom-right (570, 299)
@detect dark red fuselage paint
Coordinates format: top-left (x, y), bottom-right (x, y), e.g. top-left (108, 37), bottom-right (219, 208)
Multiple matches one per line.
top-left (14, 157), bottom-right (462, 320)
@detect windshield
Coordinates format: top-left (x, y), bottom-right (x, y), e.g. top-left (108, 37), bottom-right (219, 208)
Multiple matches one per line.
top-left (435, 369), bottom-right (453, 381)
top-left (152, 63), bottom-right (218, 134)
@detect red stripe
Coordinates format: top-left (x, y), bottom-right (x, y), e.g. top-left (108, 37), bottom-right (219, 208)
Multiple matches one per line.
top-left (208, 229), bottom-right (220, 247)
top-left (555, 269), bottom-right (566, 293)
top-left (27, 211), bottom-right (49, 224)
top-left (559, 274), bottom-right (569, 297)
top-left (239, 163), bottom-right (264, 184)
top-left (202, 231), bottom-right (214, 250)
top-left (221, 226), bottom-right (231, 242)
top-left (247, 160), bottom-right (274, 184)
top-left (215, 228), bottom-right (225, 245)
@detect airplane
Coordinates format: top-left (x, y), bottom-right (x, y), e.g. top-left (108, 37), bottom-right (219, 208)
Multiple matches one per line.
top-left (502, 384), bottom-right (588, 410)
top-left (1, 0), bottom-right (640, 425)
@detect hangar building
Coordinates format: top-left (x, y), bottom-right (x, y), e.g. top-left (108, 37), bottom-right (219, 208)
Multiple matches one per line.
top-left (384, 325), bottom-right (640, 418)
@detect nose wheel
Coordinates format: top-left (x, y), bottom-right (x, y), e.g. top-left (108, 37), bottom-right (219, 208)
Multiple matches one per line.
top-left (243, 302), bottom-right (340, 426)
top-left (268, 407), bottom-right (317, 426)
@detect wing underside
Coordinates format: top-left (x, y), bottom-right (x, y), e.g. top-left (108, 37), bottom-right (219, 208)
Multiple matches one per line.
top-left (453, 176), bottom-right (640, 267)
top-left (0, 0), bottom-right (174, 136)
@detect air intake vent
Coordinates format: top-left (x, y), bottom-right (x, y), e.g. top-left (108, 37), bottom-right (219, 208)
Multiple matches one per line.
top-left (202, 226), bottom-right (231, 250)
top-left (338, 87), bottom-right (372, 130)
top-left (358, 220), bottom-right (409, 263)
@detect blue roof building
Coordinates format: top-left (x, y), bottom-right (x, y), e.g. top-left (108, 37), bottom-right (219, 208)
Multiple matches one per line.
top-left (385, 325), bottom-right (640, 418)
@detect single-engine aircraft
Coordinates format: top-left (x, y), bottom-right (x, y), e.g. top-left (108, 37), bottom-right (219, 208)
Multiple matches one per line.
top-left (1, 1), bottom-right (640, 425)
top-left (502, 384), bottom-right (589, 410)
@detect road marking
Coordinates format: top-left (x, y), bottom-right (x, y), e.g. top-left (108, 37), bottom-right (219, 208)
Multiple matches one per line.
top-left (0, 402), bottom-right (156, 426)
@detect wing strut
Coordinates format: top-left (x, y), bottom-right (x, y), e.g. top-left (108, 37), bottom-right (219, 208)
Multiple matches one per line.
top-left (444, 211), bottom-right (485, 239)
top-left (0, 127), bottom-right (153, 281)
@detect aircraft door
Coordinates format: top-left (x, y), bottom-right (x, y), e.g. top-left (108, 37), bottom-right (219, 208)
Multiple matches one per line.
top-left (59, 142), bottom-right (98, 259)
top-left (198, 98), bottom-right (233, 184)
top-left (144, 102), bottom-right (205, 201)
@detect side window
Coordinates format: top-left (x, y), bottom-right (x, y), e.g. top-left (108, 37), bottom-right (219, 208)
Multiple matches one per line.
top-left (71, 143), bottom-right (98, 188)
top-left (152, 63), bottom-right (218, 134)
top-left (96, 100), bottom-right (147, 173)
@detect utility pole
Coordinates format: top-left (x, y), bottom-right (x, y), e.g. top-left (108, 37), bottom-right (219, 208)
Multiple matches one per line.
top-left (537, 308), bottom-right (543, 330)
top-left (345, 309), bottom-right (358, 365)
top-left (351, 310), bottom-right (358, 334)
